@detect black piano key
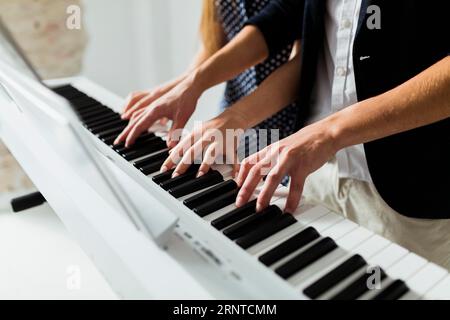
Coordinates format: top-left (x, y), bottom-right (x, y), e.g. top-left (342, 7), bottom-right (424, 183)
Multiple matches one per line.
top-left (61, 91), bottom-right (87, 100)
top-left (84, 113), bottom-right (120, 127)
top-left (152, 170), bottom-right (175, 184)
top-left (116, 136), bottom-right (163, 154)
top-left (80, 109), bottom-right (116, 121)
top-left (222, 205), bottom-right (282, 240)
top-left (183, 180), bottom-right (238, 209)
top-left (169, 170), bottom-right (224, 198)
top-left (73, 101), bottom-right (102, 111)
top-left (53, 84), bottom-right (74, 90)
top-left (52, 84), bottom-right (80, 94)
top-left (76, 103), bottom-right (108, 114)
top-left (97, 125), bottom-right (128, 140)
top-left (133, 150), bottom-right (169, 168)
top-left (275, 237), bottom-right (338, 280)
top-left (52, 84), bottom-right (76, 93)
top-left (139, 160), bottom-right (166, 175)
top-left (152, 164), bottom-right (200, 185)
top-left (330, 268), bottom-right (387, 300)
top-left (53, 86), bottom-right (86, 100)
top-left (101, 134), bottom-right (120, 146)
top-left (303, 254), bottom-right (367, 299)
top-left (71, 97), bottom-right (100, 109)
top-left (121, 139), bottom-right (167, 161)
top-left (81, 111), bottom-right (118, 124)
top-left (372, 280), bottom-right (409, 300)
top-left (159, 170), bottom-right (198, 190)
top-left (211, 199), bottom-right (257, 230)
top-left (112, 132), bottom-right (156, 150)
top-left (258, 227), bottom-right (320, 267)
top-left (193, 189), bottom-right (240, 217)
top-left (77, 106), bottom-right (106, 117)
top-left (235, 213), bottom-right (297, 249)
top-left (67, 95), bottom-right (96, 110)
top-left (90, 119), bottom-right (128, 135)
top-left (77, 104), bottom-right (111, 114)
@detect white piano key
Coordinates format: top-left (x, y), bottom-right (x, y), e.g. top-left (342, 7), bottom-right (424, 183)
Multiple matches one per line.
top-left (386, 253), bottom-right (428, 281)
top-left (367, 243), bottom-right (409, 270)
top-left (336, 226), bottom-right (373, 251)
top-left (352, 244), bottom-right (410, 300)
top-left (247, 222), bottom-right (306, 256)
top-left (321, 219), bottom-right (359, 240)
top-left (203, 202), bottom-right (239, 222)
top-left (291, 204), bottom-right (330, 226)
top-left (399, 291), bottom-right (421, 300)
top-left (269, 237), bottom-right (324, 271)
top-left (178, 182), bottom-right (222, 202)
top-left (301, 232), bottom-right (401, 299)
top-left (361, 253), bottom-right (428, 300)
top-left (352, 234), bottom-right (391, 259)
top-left (423, 274), bottom-right (450, 300)
top-left (358, 278), bottom-right (395, 300)
top-left (289, 220), bottom-right (360, 290)
top-left (406, 263), bottom-right (448, 298)
top-left (249, 201), bottom-right (332, 256)
top-left (266, 212), bottom-right (343, 269)
top-left (309, 212), bottom-right (344, 233)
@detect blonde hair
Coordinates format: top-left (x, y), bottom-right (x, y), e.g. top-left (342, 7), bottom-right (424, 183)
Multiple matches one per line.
top-left (200, 0), bottom-right (226, 55)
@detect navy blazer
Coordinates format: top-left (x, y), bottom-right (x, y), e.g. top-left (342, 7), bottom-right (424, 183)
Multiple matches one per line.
top-left (247, 0), bottom-right (450, 219)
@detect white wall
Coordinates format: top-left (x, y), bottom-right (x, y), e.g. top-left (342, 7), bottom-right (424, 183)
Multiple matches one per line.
top-left (81, 0), bottom-right (222, 127)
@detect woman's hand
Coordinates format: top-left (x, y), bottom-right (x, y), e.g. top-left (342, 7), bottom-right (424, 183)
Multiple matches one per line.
top-left (160, 109), bottom-right (248, 178)
top-left (114, 73), bottom-right (203, 148)
top-left (121, 75), bottom-right (187, 120)
top-left (235, 120), bottom-right (340, 213)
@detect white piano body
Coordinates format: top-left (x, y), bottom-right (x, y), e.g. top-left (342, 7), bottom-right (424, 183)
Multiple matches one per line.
top-left (1, 61), bottom-right (449, 300)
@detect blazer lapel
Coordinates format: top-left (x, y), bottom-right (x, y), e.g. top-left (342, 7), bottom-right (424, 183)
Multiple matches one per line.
top-left (356, 0), bottom-right (373, 38)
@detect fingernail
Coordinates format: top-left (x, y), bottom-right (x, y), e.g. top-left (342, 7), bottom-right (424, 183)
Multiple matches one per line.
top-left (235, 196), bottom-right (243, 207)
top-left (121, 114), bottom-right (126, 119)
top-left (160, 166), bottom-right (168, 173)
top-left (196, 171), bottom-right (204, 178)
top-left (172, 172), bottom-right (179, 178)
top-left (256, 203), bottom-right (263, 212)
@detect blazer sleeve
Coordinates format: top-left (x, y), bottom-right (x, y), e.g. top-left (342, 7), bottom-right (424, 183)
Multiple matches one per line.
top-left (245, 0), bottom-right (305, 56)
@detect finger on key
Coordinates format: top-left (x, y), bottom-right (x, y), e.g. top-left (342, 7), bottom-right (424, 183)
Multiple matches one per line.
top-left (173, 140), bottom-right (209, 177)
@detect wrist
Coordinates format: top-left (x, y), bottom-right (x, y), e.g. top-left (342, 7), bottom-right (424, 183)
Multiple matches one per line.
top-left (185, 67), bottom-right (208, 100)
top-left (220, 108), bottom-right (250, 131)
top-left (320, 112), bottom-right (349, 154)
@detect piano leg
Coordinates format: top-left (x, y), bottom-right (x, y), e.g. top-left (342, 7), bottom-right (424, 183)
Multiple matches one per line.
top-left (11, 191), bottom-right (47, 212)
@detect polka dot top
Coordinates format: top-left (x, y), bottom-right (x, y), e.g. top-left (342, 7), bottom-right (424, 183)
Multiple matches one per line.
top-left (216, 0), bottom-right (298, 148)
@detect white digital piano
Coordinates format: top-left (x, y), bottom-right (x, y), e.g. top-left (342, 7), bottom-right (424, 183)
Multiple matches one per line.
top-left (0, 21), bottom-right (449, 300)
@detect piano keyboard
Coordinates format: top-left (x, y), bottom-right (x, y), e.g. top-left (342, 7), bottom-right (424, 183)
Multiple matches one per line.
top-left (51, 84), bottom-right (450, 300)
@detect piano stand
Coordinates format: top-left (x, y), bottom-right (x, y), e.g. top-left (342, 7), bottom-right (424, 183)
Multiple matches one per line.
top-left (11, 191), bottom-right (47, 213)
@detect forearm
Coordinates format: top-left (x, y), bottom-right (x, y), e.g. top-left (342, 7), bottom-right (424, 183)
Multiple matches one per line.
top-left (222, 53), bottom-right (302, 129)
top-left (187, 45), bottom-right (212, 73)
top-left (192, 26), bottom-right (269, 93)
top-left (157, 47), bottom-right (212, 95)
top-left (326, 57), bottom-right (450, 151)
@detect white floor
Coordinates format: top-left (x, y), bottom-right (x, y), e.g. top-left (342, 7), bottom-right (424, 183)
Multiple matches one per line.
top-left (0, 200), bottom-right (117, 299)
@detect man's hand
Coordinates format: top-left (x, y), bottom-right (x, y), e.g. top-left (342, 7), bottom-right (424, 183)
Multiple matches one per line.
top-left (114, 73), bottom-right (202, 148)
top-left (235, 120), bottom-right (339, 213)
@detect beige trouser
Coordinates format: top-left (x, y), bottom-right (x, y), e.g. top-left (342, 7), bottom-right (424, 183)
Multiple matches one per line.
top-left (300, 157), bottom-right (450, 271)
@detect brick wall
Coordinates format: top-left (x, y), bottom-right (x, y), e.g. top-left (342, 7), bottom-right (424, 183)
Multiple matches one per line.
top-left (0, 0), bottom-right (87, 194)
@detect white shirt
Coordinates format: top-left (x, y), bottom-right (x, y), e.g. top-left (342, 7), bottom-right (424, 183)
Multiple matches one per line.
top-left (308, 0), bottom-right (372, 182)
